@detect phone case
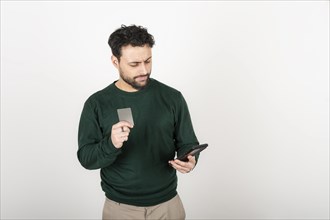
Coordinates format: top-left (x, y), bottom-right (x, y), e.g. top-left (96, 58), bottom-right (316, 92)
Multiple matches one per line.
top-left (176, 143), bottom-right (208, 162)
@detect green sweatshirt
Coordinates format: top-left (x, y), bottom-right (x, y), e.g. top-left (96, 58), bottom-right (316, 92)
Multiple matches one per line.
top-left (77, 78), bottom-right (199, 206)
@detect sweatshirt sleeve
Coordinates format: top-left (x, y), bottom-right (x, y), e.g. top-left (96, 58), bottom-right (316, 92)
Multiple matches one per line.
top-left (77, 99), bottom-right (122, 170)
top-left (173, 92), bottom-right (200, 162)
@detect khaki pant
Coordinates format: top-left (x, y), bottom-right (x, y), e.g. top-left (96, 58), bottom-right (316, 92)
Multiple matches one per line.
top-left (102, 194), bottom-right (186, 220)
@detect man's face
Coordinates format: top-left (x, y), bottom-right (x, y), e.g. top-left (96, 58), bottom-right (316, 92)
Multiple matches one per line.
top-left (113, 44), bottom-right (152, 91)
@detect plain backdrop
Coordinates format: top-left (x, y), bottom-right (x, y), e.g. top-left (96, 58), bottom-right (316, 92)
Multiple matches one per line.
top-left (1, 1), bottom-right (329, 219)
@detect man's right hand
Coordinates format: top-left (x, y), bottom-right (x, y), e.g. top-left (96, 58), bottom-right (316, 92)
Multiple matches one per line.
top-left (111, 121), bottom-right (134, 148)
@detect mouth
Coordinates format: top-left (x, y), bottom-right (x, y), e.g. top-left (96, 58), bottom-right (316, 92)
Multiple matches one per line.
top-left (135, 74), bottom-right (149, 82)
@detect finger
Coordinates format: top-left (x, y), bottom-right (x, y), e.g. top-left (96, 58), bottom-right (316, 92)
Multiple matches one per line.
top-left (112, 121), bottom-right (133, 138)
top-left (112, 130), bottom-right (130, 143)
top-left (112, 133), bottom-right (129, 146)
top-left (187, 156), bottom-right (196, 167)
top-left (121, 126), bottom-right (132, 133)
top-left (113, 121), bottom-right (134, 129)
top-left (174, 159), bottom-right (188, 167)
top-left (169, 160), bottom-right (192, 174)
top-left (113, 129), bottom-right (130, 137)
top-left (169, 161), bottom-right (185, 173)
top-left (118, 132), bottom-right (130, 139)
top-left (187, 155), bottom-right (196, 162)
top-left (121, 136), bottom-right (128, 142)
top-left (112, 123), bottom-right (131, 133)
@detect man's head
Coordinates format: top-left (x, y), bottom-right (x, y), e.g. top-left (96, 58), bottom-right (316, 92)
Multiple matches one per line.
top-left (108, 25), bottom-right (155, 91)
top-left (108, 25), bottom-right (155, 61)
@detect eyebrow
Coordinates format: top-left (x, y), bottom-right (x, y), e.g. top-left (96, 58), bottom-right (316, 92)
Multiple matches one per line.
top-left (128, 56), bottom-right (152, 65)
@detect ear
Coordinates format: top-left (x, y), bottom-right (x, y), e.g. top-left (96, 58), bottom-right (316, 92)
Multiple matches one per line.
top-left (111, 55), bottom-right (119, 69)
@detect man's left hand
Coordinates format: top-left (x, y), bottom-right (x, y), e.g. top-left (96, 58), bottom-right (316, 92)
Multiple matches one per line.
top-left (168, 155), bottom-right (196, 174)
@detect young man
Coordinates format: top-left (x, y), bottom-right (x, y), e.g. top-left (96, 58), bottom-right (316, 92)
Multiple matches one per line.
top-left (78, 24), bottom-right (200, 220)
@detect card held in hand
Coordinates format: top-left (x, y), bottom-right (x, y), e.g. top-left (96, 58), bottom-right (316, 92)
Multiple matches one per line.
top-left (117, 108), bottom-right (134, 126)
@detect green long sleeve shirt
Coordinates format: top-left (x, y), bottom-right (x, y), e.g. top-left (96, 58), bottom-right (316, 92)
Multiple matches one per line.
top-left (77, 78), bottom-right (199, 206)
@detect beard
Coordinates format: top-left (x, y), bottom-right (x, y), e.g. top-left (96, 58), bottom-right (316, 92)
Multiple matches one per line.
top-left (119, 71), bottom-right (151, 90)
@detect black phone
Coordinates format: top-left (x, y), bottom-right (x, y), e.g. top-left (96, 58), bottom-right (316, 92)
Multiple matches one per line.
top-left (176, 144), bottom-right (208, 162)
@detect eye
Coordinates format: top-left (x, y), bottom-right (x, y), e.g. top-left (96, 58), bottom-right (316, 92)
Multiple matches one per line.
top-left (129, 63), bottom-right (138, 67)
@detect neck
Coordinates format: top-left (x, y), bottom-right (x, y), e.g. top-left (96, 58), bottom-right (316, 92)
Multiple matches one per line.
top-left (115, 79), bottom-right (138, 92)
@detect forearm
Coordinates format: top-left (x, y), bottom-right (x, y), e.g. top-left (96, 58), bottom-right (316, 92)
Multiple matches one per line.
top-left (77, 136), bottom-right (122, 170)
top-left (174, 93), bottom-right (200, 163)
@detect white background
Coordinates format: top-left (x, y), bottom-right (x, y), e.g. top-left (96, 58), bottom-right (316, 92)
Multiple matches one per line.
top-left (1, 1), bottom-right (329, 219)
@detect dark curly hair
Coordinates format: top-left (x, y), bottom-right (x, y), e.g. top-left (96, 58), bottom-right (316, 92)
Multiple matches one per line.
top-left (108, 24), bottom-right (155, 60)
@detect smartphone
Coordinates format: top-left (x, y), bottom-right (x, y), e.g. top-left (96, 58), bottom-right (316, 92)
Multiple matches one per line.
top-left (176, 144), bottom-right (208, 162)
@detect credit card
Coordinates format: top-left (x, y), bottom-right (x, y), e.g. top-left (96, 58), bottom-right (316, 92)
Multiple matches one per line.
top-left (117, 108), bottom-right (134, 125)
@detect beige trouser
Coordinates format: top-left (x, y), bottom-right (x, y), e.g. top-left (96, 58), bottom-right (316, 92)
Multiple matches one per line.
top-left (102, 194), bottom-right (186, 220)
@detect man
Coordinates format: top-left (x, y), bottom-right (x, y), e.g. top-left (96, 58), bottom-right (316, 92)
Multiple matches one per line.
top-left (78, 24), bottom-right (200, 220)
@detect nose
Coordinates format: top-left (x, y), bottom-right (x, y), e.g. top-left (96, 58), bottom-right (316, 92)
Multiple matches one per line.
top-left (140, 63), bottom-right (148, 75)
